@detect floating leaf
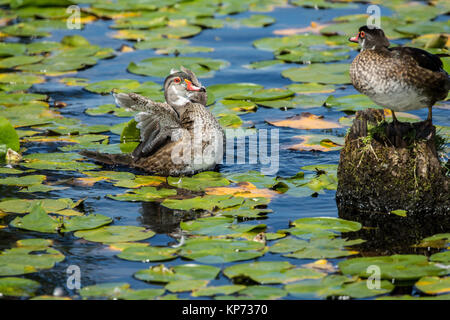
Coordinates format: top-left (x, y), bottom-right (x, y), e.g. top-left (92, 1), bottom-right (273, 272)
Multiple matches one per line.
top-left (0, 277), bottom-right (40, 297)
top-left (128, 57), bottom-right (229, 78)
top-left (135, 264), bottom-right (220, 283)
top-left (107, 187), bottom-right (177, 202)
top-left (289, 134), bottom-right (344, 152)
top-left (339, 255), bottom-right (447, 280)
top-left (282, 63), bottom-right (350, 84)
top-left (192, 285), bottom-right (246, 297)
top-left (162, 194), bottom-right (244, 211)
top-left (179, 238), bottom-right (265, 264)
top-left (224, 261), bottom-right (325, 284)
top-left (168, 171), bottom-right (229, 191)
top-left (117, 246), bottom-right (178, 262)
top-left (75, 226), bottom-right (155, 243)
top-left (415, 276), bottom-right (450, 295)
top-left (165, 279), bottom-right (209, 293)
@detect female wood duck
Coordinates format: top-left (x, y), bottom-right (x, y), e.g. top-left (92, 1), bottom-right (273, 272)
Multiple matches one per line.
top-left (80, 67), bottom-right (224, 176)
top-left (349, 26), bottom-right (449, 123)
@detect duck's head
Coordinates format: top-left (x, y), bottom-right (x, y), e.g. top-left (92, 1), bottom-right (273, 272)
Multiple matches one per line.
top-left (164, 67), bottom-right (207, 111)
top-left (349, 26), bottom-right (390, 50)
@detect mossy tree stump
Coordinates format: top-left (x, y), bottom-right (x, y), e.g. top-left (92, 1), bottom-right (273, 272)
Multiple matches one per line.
top-left (336, 108), bottom-right (449, 216)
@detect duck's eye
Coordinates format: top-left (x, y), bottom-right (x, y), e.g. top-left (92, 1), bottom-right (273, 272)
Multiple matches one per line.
top-left (173, 77), bottom-right (181, 84)
top-left (360, 31), bottom-right (365, 38)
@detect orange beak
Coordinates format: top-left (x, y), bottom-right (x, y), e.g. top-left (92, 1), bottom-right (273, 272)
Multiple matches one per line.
top-left (349, 33), bottom-right (359, 43)
top-left (185, 79), bottom-right (201, 91)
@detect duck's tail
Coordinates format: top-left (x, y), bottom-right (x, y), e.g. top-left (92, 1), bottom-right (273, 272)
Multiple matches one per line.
top-left (79, 150), bottom-right (134, 167)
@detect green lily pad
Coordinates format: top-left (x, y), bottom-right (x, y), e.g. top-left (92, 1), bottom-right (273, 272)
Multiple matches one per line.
top-left (207, 83), bottom-right (263, 100)
top-left (179, 238), bottom-right (265, 264)
top-left (282, 63), bottom-right (350, 84)
top-left (0, 240), bottom-right (64, 276)
top-left (84, 79), bottom-right (141, 94)
top-left (0, 116), bottom-right (20, 158)
top-left (324, 94), bottom-right (381, 112)
top-left (107, 187), bottom-right (177, 202)
top-left (224, 261), bottom-right (325, 284)
top-left (245, 60), bottom-right (284, 69)
top-left (74, 226), bottom-right (155, 243)
top-left (430, 251), bottom-right (450, 263)
top-left (117, 246), bottom-right (178, 262)
top-left (234, 14), bottom-right (275, 28)
top-left (10, 203), bottom-right (112, 233)
top-left (116, 288), bottom-right (166, 300)
top-left (415, 276), bottom-right (450, 295)
top-left (0, 55), bottom-right (43, 69)
top-left (192, 285), bottom-right (246, 297)
top-left (162, 194), bottom-right (244, 211)
top-left (225, 88), bottom-right (294, 101)
top-left (0, 42), bottom-right (26, 57)
top-left (339, 255), bottom-right (448, 280)
top-left (128, 56), bottom-right (229, 78)
top-left (236, 285), bottom-right (287, 300)
top-left (135, 264), bottom-right (220, 283)
top-left (0, 277), bottom-right (40, 297)
top-left (181, 216), bottom-right (266, 236)
top-left (168, 171), bottom-right (230, 191)
top-left (283, 238), bottom-right (364, 260)
top-left (80, 282), bottom-right (130, 299)
top-left (284, 275), bottom-right (356, 298)
top-left (165, 279), bottom-right (209, 293)
top-left (0, 198), bottom-right (75, 214)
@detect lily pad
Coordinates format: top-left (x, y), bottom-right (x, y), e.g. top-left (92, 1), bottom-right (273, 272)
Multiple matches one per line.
top-left (167, 171), bottom-right (230, 191)
top-left (74, 226), bottom-right (155, 243)
top-left (224, 261), bottom-right (325, 284)
top-left (415, 276), bottom-right (450, 295)
top-left (107, 187), bottom-right (177, 202)
top-left (117, 246), bottom-right (178, 262)
top-left (135, 264), bottom-right (220, 283)
top-left (128, 57), bottom-right (229, 78)
top-left (192, 285), bottom-right (246, 297)
top-left (282, 63), bottom-right (350, 84)
top-left (165, 279), bottom-right (209, 293)
top-left (0, 277), bottom-right (40, 297)
top-left (179, 238), bottom-right (265, 264)
top-left (339, 255), bottom-right (447, 280)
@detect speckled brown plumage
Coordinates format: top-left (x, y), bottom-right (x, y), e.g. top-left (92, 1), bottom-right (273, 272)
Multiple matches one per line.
top-left (349, 26), bottom-right (449, 121)
top-left (80, 68), bottom-right (224, 176)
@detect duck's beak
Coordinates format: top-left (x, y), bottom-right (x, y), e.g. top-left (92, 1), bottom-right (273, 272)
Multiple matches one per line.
top-left (349, 34), bottom-right (359, 43)
top-left (185, 79), bottom-right (201, 91)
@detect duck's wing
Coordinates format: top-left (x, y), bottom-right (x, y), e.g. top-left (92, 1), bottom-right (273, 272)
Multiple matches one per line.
top-left (113, 92), bottom-right (182, 158)
top-left (390, 46), bottom-right (444, 73)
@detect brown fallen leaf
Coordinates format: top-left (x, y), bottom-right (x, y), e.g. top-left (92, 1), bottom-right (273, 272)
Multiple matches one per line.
top-left (267, 112), bottom-right (341, 130)
top-left (119, 45), bottom-right (134, 53)
top-left (288, 134), bottom-right (343, 152)
top-left (205, 181), bottom-right (277, 198)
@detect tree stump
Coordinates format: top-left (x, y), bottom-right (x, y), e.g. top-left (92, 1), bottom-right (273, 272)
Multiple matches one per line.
top-left (336, 108), bottom-right (449, 216)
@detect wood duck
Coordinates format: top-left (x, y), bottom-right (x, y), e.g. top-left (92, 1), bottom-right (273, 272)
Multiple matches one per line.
top-left (80, 67), bottom-right (224, 176)
top-left (349, 26), bottom-right (449, 123)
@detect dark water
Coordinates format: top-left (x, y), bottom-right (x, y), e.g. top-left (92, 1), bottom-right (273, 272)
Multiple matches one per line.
top-left (0, 3), bottom-right (449, 299)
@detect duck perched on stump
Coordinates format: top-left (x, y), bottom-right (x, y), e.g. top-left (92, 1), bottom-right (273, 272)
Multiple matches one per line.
top-left (80, 67), bottom-right (224, 176)
top-left (349, 25), bottom-right (449, 123)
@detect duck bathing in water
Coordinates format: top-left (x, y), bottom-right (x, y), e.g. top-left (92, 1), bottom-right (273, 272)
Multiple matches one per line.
top-left (80, 67), bottom-right (224, 176)
top-left (349, 25), bottom-right (449, 124)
